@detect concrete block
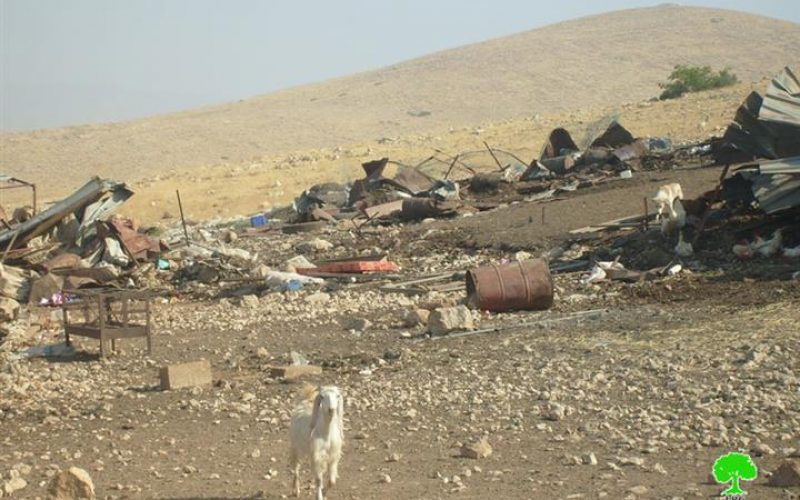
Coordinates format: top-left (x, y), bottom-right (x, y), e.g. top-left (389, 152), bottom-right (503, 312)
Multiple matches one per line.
top-left (160, 360), bottom-right (212, 390)
top-left (269, 364), bottom-right (322, 380)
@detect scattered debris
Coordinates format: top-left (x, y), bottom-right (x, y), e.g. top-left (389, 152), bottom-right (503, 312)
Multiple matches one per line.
top-left (0, 177), bottom-right (133, 251)
top-left (1, 67), bottom-right (799, 500)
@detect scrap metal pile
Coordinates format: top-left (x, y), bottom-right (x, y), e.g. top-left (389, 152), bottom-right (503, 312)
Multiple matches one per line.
top-left (718, 66), bottom-right (800, 215)
top-left (0, 115), bottom-right (717, 339)
top-left (286, 120), bottom-right (700, 229)
top-left (0, 178), bottom-right (164, 322)
top-left (555, 67), bottom-right (800, 284)
top-left (2, 66), bottom-right (798, 350)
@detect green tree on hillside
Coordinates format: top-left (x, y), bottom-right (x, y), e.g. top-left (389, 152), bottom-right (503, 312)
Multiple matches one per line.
top-left (659, 64), bottom-right (738, 100)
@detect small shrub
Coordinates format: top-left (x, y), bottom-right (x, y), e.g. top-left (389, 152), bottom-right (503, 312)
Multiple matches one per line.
top-left (659, 65), bottom-right (738, 100)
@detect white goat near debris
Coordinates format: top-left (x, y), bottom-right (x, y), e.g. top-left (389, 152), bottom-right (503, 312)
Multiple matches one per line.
top-left (289, 385), bottom-right (344, 500)
top-left (652, 182), bottom-right (684, 222)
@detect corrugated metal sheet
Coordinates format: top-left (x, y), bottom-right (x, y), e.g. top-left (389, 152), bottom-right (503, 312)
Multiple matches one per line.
top-left (0, 177), bottom-right (132, 250)
top-left (729, 157), bottom-right (800, 214)
top-left (715, 67), bottom-right (800, 164)
top-left (760, 66), bottom-right (800, 127)
top-left (748, 172), bottom-right (800, 214)
top-left (757, 155), bottom-right (800, 175)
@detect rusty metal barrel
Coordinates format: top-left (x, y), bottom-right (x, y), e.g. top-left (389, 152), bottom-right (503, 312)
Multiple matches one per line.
top-left (466, 259), bottom-right (553, 312)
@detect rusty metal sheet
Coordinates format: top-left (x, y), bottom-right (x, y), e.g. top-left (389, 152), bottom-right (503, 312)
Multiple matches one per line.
top-left (0, 177), bottom-right (132, 251)
top-left (362, 158), bottom-right (389, 179)
top-left (390, 167), bottom-right (436, 195)
top-left (55, 266), bottom-right (121, 283)
top-left (63, 275), bottom-right (101, 290)
top-left (109, 218), bottom-right (160, 260)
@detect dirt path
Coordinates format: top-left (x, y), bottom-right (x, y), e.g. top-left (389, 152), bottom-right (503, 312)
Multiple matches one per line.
top-left (422, 167), bottom-right (722, 251)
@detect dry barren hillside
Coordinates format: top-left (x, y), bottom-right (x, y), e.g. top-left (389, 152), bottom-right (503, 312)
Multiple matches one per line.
top-left (1, 4), bottom-right (799, 203)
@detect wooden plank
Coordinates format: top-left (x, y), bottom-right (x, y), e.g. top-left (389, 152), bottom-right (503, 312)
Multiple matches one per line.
top-left (378, 286), bottom-right (427, 296)
top-left (569, 213), bottom-right (654, 235)
top-left (64, 326), bottom-right (102, 339)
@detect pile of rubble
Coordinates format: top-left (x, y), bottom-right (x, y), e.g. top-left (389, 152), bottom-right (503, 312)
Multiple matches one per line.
top-left (0, 179), bottom-right (155, 342)
top-left (2, 68), bottom-right (799, 365)
top-left (718, 66), bottom-right (800, 215)
top-left (283, 120), bottom-right (705, 230)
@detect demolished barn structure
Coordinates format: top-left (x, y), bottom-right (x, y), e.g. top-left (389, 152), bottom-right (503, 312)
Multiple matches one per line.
top-left (719, 67), bottom-right (800, 214)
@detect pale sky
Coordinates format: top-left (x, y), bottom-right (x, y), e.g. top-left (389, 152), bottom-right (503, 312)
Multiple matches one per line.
top-left (1, 0), bottom-right (797, 131)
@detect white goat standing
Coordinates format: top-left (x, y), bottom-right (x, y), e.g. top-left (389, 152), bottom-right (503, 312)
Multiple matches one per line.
top-left (660, 198), bottom-right (687, 237)
top-left (289, 385), bottom-right (344, 500)
top-left (652, 182), bottom-right (684, 223)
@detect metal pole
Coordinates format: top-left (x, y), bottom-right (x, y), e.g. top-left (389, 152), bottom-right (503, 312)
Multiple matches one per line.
top-left (1, 230), bottom-right (20, 264)
top-left (444, 155), bottom-right (460, 180)
top-left (176, 190), bottom-right (190, 245)
top-left (484, 141), bottom-right (505, 171)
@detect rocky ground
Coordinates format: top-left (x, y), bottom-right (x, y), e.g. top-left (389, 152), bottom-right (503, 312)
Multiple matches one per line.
top-left (2, 164), bottom-right (800, 499)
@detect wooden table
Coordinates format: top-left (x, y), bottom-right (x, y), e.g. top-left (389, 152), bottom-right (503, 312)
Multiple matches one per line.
top-left (62, 289), bottom-right (153, 357)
